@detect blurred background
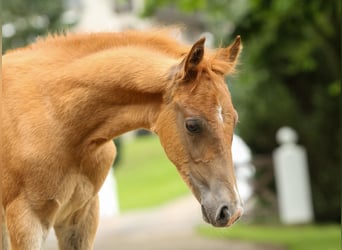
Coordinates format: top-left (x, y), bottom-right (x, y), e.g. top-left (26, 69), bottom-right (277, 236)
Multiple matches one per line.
top-left (2, 1), bottom-right (340, 250)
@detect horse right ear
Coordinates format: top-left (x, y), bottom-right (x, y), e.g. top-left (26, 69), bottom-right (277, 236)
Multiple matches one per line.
top-left (178, 37), bottom-right (206, 81)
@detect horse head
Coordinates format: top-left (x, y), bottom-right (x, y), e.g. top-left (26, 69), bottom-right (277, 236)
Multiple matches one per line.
top-left (154, 36), bottom-right (243, 227)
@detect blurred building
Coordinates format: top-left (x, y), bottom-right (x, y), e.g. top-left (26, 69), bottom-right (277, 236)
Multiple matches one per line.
top-left (62, 0), bottom-right (150, 32)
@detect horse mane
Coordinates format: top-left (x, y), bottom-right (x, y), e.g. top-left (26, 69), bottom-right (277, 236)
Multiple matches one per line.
top-left (6, 28), bottom-right (234, 77)
top-left (10, 29), bottom-right (186, 58)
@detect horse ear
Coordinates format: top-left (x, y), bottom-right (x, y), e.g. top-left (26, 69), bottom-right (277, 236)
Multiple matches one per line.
top-left (180, 37), bottom-right (206, 81)
top-left (216, 36), bottom-right (242, 67)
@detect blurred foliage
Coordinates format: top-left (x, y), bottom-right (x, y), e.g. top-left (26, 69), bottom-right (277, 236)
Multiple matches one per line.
top-left (2, 0), bottom-right (65, 53)
top-left (145, 0), bottom-right (341, 222)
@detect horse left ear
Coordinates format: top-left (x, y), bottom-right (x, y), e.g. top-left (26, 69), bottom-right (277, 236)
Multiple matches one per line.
top-left (180, 37), bottom-right (206, 81)
top-left (216, 35), bottom-right (242, 67)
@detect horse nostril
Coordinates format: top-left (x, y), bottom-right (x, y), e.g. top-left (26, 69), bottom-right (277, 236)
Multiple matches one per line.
top-left (216, 205), bottom-right (231, 226)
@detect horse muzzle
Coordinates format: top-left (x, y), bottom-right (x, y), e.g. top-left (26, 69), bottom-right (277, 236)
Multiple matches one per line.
top-left (201, 202), bottom-right (243, 227)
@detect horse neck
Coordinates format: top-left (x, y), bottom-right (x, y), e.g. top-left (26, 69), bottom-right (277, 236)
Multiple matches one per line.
top-left (47, 46), bottom-right (177, 148)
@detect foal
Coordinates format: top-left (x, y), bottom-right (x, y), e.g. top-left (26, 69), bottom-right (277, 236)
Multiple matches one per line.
top-left (2, 30), bottom-right (243, 249)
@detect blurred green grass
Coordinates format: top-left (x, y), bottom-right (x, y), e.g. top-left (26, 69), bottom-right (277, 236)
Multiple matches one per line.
top-left (114, 135), bottom-right (190, 211)
top-left (198, 224), bottom-right (340, 250)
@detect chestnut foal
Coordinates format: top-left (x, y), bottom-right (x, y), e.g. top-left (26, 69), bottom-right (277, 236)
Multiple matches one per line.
top-left (2, 30), bottom-right (243, 249)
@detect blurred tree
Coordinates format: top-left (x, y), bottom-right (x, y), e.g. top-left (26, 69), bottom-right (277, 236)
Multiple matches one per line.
top-left (144, 0), bottom-right (341, 222)
top-left (2, 0), bottom-right (65, 53)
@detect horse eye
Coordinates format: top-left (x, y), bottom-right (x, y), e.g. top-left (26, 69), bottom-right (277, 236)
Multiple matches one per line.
top-left (185, 118), bottom-right (202, 134)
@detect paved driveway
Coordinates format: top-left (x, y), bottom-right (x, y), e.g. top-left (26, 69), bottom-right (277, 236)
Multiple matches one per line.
top-left (43, 196), bottom-right (286, 250)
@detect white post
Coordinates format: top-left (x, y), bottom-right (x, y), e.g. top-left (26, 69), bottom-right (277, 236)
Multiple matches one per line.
top-left (273, 127), bottom-right (314, 224)
top-left (98, 167), bottom-right (120, 217)
top-left (232, 134), bottom-right (255, 203)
